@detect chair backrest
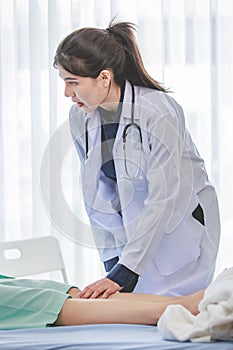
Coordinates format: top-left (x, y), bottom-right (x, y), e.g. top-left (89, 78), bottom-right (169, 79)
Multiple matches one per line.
top-left (0, 236), bottom-right (68, 283)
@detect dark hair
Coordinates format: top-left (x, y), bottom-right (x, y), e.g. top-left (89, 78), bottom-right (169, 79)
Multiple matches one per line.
top-left (54, 20), bottom-right (167, 92)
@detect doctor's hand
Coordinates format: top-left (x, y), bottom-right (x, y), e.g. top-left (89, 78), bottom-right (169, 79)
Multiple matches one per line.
top-left (78, 278), bottom-right (122, 299)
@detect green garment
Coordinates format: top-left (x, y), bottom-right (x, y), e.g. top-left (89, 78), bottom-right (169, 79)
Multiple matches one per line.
top-left (0, 275), bottom-right (73, 329)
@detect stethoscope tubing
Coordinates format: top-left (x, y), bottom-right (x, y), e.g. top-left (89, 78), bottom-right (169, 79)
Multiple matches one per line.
top-left (85, 83), bottom-right (143, 179)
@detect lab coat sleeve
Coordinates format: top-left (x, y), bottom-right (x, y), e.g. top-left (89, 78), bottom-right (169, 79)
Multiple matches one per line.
top-left (104, 256), bottom-right (119, 272)
top-left (87, 221), bottom-right (122, 262)
top-left (119, 106), bottom-right (188, 276)
top-left (107, 263), bottom-right (139, 291)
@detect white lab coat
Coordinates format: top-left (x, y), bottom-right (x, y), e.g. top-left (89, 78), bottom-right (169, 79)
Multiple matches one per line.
top-left (70, 81), bottom-right (220, 296)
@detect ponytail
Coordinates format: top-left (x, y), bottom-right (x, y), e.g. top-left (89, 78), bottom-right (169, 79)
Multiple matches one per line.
top-left (106, 21), bottom-right (167, 92)
top-left (54, 20), bottom-right (167, 92)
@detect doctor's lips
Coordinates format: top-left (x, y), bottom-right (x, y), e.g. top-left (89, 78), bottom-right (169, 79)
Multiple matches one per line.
top-left (72, 96), bottom-right (84, 107)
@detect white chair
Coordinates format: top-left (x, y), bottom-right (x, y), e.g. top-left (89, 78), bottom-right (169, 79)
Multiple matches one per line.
top-left (0, 235), bottom-right (68, 283)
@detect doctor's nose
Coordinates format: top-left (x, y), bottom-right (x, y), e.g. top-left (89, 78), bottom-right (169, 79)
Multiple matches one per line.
top-left (64, 84), bottom-right (73, 98)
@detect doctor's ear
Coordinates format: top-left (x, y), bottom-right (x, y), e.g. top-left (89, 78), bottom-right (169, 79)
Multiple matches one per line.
top-left (98, 70), bottom-right (112, 87)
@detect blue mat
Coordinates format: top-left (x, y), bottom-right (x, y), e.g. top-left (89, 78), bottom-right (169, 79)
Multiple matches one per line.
top-left (0, 324), bottom-right (233, 350)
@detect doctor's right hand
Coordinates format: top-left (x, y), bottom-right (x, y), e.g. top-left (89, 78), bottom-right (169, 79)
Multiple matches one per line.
top-left (78, 277), bottom-right (122, 299)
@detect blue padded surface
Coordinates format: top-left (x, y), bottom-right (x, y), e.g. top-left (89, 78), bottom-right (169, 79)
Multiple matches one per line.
top-left (0, 324), bottom-right (232, 350)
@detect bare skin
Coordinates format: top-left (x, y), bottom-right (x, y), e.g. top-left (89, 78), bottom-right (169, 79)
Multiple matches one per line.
top-left (53, 287), bottom-right (204, 327)
top-left (78, 278), bottom-right (122, 299)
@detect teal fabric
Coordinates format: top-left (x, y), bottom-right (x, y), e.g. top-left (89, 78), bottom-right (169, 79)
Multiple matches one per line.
top-left (0, 276), bottom-right (73, 330)
top-left (0, 274), bottom-right (14, 279)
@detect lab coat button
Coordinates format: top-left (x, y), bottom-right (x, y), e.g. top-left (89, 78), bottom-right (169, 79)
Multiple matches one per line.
top-left (139, 176), bottom-right (143, 180)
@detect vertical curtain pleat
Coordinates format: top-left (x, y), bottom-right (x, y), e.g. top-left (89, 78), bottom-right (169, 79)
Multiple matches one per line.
top-left (0, 0), bottom-right (20, 241)
top-left (0, 3), bottom-right (4, 241)
top-left (48, 0), bottom-right (60, 242)
top-left (29, 0), bottom-right (44, 237)
top-left (210, 0), bottom-right (219, 189)
top-left (16, 1), bottom-right (32, 239)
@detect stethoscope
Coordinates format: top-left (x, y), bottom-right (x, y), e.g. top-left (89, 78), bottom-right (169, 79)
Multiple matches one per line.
top-left (85, 83), bottom-right (143, 180)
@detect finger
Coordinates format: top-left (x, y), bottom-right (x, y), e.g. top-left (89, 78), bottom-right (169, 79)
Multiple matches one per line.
top-left (89, 290), bottom-right (105, 299)
top-left (101, 289), bottom-right (116, 299)
top-left (101, 286), bottom-right (121, 299)
top-left (89, 285), bottom-right (111, 299)
top-left (79, 279), bottom-right (116, 299)
top-left (80, 283), bottom-right (109, 299)
top-left (78, 283), bottom-right (97, 298)
top-left (79, 286), bottom-right (98, 299)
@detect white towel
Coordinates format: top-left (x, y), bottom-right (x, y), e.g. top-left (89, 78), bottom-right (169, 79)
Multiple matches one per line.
top-left (157, 267), bottom-right (233, 342)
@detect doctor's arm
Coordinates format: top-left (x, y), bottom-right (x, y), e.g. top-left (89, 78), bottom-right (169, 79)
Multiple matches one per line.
top-left (119, 111), bottom-right (188, 279)
top-left (79, 262), bottom-right (139, 299)
top-left (104, 257), bottom-right (139, 292)
top-left (79, 224), bottom-right (139, 298)
top-left (105, 113), bottom-right (187, 298)
top-left (69, 108), bottom-right (132, 298)
top-left (79, 112), bottom-right (185, 298)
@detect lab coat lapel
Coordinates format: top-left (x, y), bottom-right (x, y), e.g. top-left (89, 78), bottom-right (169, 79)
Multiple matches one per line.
top-left (113, 81), bottom-right (141, 175)
top-left (82, 111), bottom-right (102, 210)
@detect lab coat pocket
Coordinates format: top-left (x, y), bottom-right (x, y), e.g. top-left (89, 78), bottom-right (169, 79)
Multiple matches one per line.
top-left (153, 214), bottom-right (205, 276)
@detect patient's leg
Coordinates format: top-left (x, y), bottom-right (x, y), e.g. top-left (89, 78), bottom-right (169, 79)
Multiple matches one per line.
top-left (62, 284), bottom-right (204, 325)
top-left (109, 290), bottom-right (204, 316)
top-left (53, 289), bottom-right (204, 327)
top-left (177, 290), bottom-right (204, 315)
top-left (53, 298), bottom-right (166, 326)
top-left (110, 292), bottom-right (182, 303)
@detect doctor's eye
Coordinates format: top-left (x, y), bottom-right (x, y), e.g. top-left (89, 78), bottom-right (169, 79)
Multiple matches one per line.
top-left (68, 81), bottom-right (78, 86)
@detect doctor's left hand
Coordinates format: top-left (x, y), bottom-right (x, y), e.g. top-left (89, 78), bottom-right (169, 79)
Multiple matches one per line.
top-left (78, 278), bottom-right (122, 299)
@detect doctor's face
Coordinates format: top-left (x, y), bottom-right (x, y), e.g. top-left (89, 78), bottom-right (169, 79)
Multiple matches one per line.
top-left (58, 65), bottom-right (109, 113)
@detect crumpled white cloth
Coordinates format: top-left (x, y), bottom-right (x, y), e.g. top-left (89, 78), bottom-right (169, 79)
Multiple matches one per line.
top-left (157, 267), bottom-right (233, 342)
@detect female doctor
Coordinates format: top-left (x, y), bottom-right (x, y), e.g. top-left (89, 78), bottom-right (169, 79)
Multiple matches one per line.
top-left (54, 21), bottom-right (220, 298)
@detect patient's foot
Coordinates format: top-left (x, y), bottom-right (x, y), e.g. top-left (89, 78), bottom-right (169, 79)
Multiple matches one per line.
top-left (178, 290), bottom-right (205, 315)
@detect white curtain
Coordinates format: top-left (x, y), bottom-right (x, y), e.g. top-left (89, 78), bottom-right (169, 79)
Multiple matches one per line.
top-left (0, 0), bottom-right (232, 286)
